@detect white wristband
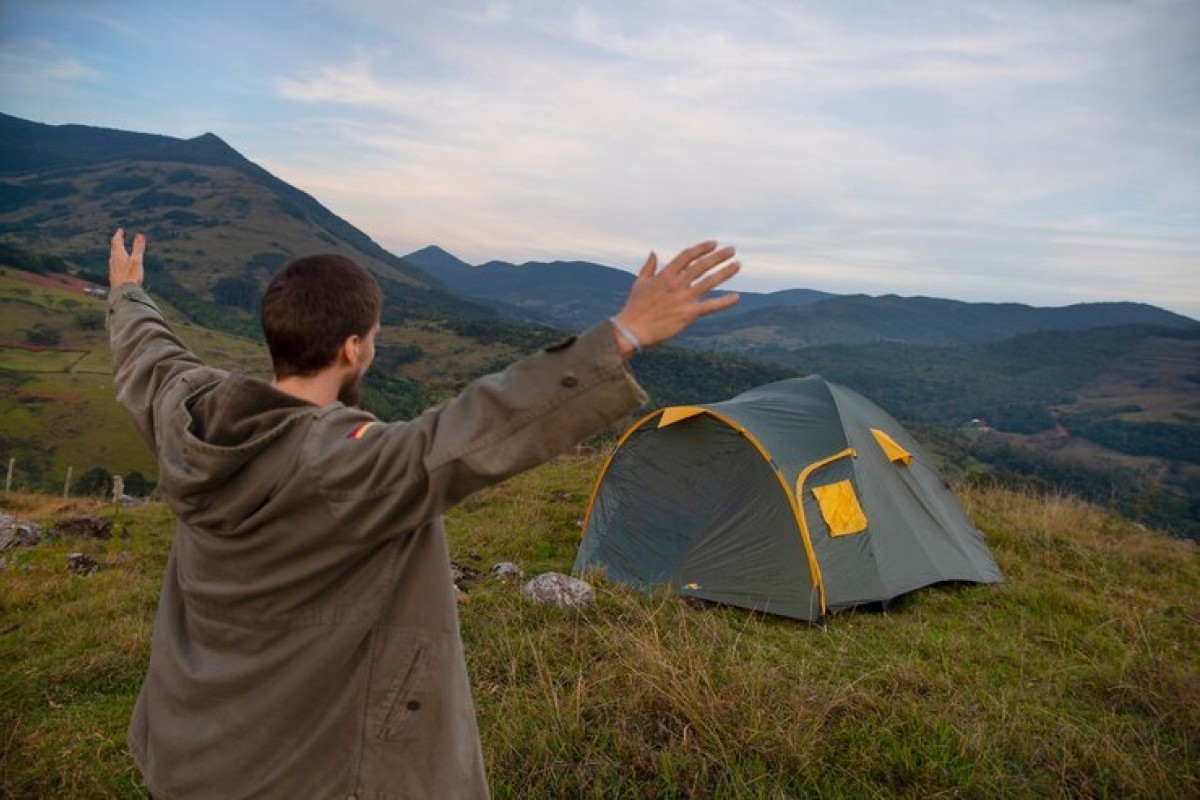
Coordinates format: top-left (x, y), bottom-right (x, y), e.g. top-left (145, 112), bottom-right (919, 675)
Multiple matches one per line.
top-left (609, 316), bottom-right (643, 354)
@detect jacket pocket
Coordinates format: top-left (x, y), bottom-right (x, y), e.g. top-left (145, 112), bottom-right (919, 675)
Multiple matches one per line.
top-left (374, 634), bottom-right (430, 742)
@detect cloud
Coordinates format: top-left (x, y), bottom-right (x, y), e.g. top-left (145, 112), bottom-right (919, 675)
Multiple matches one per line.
top-left (262, 1), bottom-right (1199, 315)
top-left (0, 39), bottom-right (101, 84)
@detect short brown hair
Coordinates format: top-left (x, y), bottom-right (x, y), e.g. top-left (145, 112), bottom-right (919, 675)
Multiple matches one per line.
top-left (261, 254), bottom-right (382, 378)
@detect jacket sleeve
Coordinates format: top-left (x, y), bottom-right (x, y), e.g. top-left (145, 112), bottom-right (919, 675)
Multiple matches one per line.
top-left (310, 322), bottom-right (648, 541)
top-left (107, 283), bottom-right (209, 450)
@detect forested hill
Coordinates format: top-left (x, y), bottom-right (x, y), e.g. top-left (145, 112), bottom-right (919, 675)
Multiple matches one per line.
top-left (682, 293), bottom-right (1194, 349)
top-left (405, 243), bottom-right (1193, 347)
top-left (789, 323), bottom-right (1200, 540)
top-left (404, 244), bottom-right (836, 330)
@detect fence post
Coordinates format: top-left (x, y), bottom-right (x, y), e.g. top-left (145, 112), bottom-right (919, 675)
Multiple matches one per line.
top-left (112, 474), bottom-right (125, 504)
top-left (5, 458), bottom-right (12, 494)
top-left (63, 465), bottom-right (73, 499)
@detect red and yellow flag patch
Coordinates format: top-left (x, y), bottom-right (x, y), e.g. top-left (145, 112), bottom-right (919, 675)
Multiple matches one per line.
top-left (347, 421), bottom-right (377, 439)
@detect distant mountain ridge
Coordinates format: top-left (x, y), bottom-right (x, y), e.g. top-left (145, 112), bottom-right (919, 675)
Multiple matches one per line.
top-left (684, 293), bottom-right (1195, 351)
top-left (404, 244), bottom-right (1194, 347)
top-left (403, 245), bottom-right (836, 330)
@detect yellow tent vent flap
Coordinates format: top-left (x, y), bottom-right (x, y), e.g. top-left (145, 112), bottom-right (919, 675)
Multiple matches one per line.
top-left (870, 428), bottom-right (912, 466)
top-left (811, 480), bottom-right (868, 537)
top-left (658, 406), bottom-right (708, 428)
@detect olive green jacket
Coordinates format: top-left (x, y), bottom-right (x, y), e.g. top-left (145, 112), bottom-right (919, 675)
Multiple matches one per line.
top-left (108, 283), bottom-right (646, 799)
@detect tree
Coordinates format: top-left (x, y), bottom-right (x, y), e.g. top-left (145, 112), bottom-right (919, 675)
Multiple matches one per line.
top-left (75, 466), bottom-right (113, 497)
top-left (124, 471), bottom-right (156, 497)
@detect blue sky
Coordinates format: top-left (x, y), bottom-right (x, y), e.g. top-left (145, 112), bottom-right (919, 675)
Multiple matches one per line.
top-left (2, 0), bottom-right (1198, 317)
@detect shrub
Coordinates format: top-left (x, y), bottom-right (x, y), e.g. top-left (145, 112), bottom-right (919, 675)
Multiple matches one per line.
top-left (74, 310), bottom-right (105, 331)
top-left (24, 324), bottom-right (62, 346)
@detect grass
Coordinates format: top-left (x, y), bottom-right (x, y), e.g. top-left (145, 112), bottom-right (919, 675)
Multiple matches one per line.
top-left (2, 457), bottom-right (1196, 798)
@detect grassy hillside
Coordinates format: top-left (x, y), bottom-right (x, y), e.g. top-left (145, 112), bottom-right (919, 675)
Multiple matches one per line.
top-left (0, 268), bottom-right (270, 490)
top-left (1, 457), bottom-right (1196, 798)
top-left (0, 264), bottom-right (794, 491)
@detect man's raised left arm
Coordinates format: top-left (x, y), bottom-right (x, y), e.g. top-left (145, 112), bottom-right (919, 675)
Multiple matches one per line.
top-left (107, 229), bottom-right (209, 449)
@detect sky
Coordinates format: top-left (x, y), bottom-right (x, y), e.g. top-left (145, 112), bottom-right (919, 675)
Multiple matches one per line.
top-left (2, 0), bottom-right (1199, 318)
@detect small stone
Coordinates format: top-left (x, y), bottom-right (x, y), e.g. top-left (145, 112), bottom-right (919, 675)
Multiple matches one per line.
top-left (66, 552), bottom-right (99, 576)
top-left (490, 561), bottom-right (523, 581)
top-left (451, 562), bottom-right (481, 586)
top-left (522, 572), bottom-right (595, 607)
top-left (0, 514), bottom-right (42, 550)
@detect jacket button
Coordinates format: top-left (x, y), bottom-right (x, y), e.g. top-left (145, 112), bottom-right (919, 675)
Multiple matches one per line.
top-left (561, 374), bottom-right (579, 388)
top-left (407, 699), bottom-right (421, 711)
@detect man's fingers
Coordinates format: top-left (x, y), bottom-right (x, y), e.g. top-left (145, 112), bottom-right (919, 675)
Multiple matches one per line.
top-left (663, 240), bottom-right (718, 275)
top-left (639, 251), bottom-right (657, 279)
top-left (131, 233), bottom-right (146, 262)
top-left (684, 246), bottom-right (737, 281)
top-left (695, 292), bottom-right (741, 318)
top-left (692, 261), bottom-right (741, 295)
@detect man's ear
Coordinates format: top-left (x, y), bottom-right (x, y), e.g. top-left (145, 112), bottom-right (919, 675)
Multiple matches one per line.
top-left (338, 334), bottom-right (363, 368)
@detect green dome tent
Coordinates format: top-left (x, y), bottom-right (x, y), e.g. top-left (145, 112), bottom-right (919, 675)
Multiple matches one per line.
top-left (574, 376), bottom-right (1002, 622)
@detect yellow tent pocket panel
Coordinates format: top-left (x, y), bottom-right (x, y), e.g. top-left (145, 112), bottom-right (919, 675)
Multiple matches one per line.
top-left (871, 428), bottom-right (913, 466)
top-left (811, 480), bottom-right (868, 537)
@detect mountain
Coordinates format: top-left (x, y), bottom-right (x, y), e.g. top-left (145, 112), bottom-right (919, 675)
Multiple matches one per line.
top-left (682, 294), bottom-right (1195, 351)
top-left (0, 112), bottom-right (495, 331)
top-left (405, 243), bottom-right (1192, 348)
top-left (403, 245), bottom-right (835, 330)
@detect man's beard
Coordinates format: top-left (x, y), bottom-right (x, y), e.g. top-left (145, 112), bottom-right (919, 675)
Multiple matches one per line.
top-left (338, 371), bottom-right (365, 407)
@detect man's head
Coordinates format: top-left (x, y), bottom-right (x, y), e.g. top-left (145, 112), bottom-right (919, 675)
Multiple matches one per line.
top-left (261, 254), bottom-right (383, 404)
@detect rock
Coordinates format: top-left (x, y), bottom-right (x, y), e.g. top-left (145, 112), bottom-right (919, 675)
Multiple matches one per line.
top-left (51, 515), bottom-right (113, 540)
top-left (490, 561), bottom-right (523, 581)
top-left (522, 572), bottom-right (595, 607)
top-left (451, 562), bottom-right (482, 586)
top-left (0, 514), bottom-right (42, 550)
top-left (66, 552), bottom-right (99, 575)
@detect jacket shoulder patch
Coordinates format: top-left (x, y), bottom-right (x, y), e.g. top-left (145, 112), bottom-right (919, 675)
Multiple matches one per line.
top-left (347, 421), bottom-right (378, 439)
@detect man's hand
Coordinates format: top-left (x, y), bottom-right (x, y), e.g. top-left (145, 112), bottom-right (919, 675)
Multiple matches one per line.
top-left (611, 241), bottom-right (740, 358)
top-left (109, 228), bottom-right (146, 288)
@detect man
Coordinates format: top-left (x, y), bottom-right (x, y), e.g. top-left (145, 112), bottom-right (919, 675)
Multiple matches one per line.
top-left (108, 228), bottom-right (740, 799)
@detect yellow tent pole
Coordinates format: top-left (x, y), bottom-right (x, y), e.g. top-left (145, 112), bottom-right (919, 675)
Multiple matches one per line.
top-left (792, 447), bottom-right (857, 612)
top-left (579, 408), bottom-right (666, 538)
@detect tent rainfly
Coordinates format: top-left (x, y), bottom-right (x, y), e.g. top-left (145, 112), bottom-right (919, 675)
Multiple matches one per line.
top-left (574, 376), bottom-right (1003, 622)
